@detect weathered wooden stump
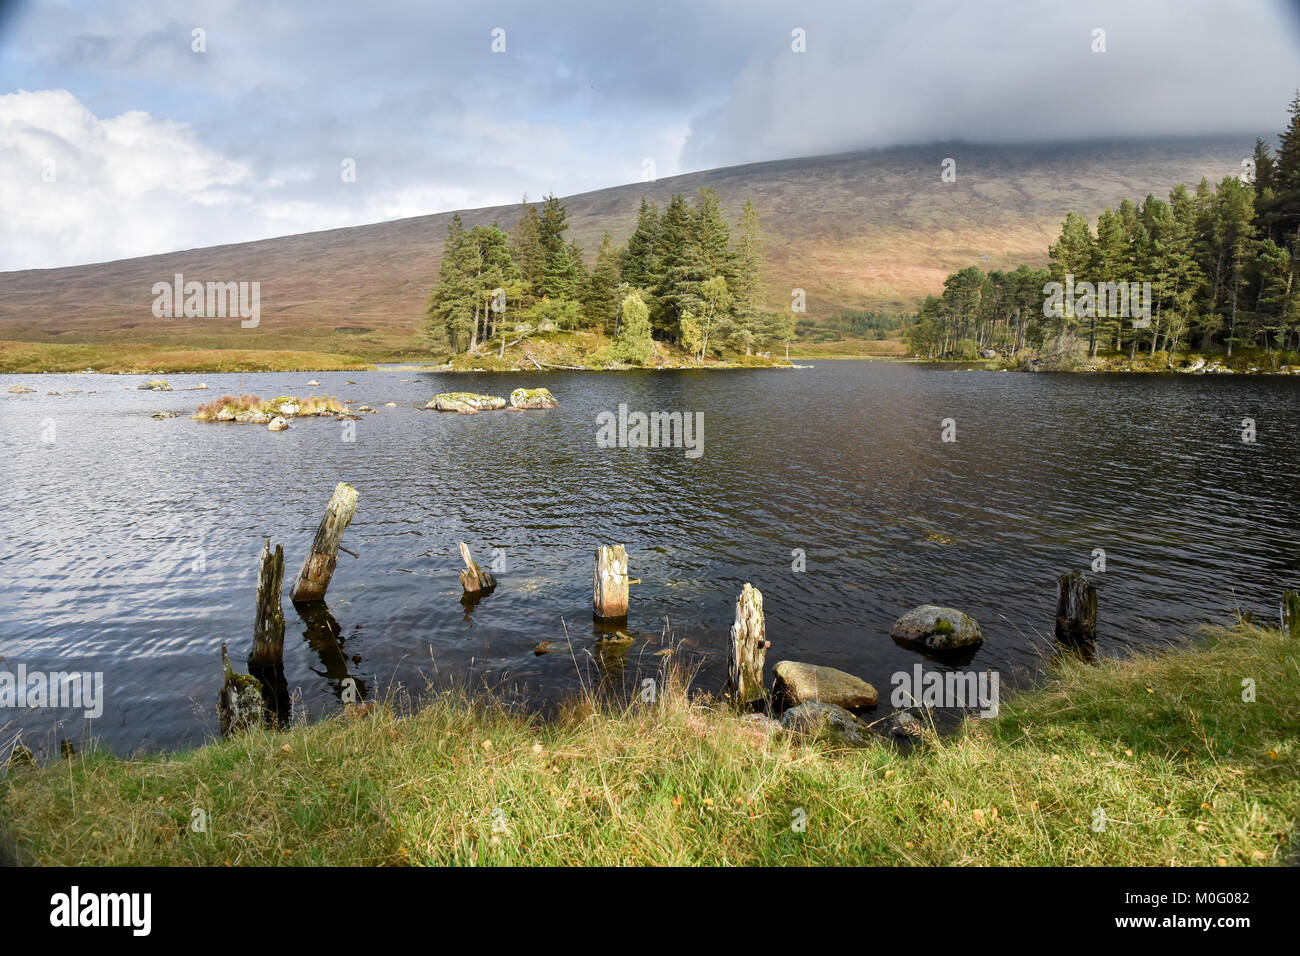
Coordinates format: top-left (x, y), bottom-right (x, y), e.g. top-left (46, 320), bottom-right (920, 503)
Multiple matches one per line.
top-left (727, 583), bottom-right (770, 708)
top-left (1283, 590), bottom-right (1300, 639)
top-left (218, 643), bottom-right (264, 737)
top-left (250, 540), bottom-right (286, 666)
top-left (593, 544), bottom-right (629, 620)
top-left (250, 540), bottom-right (290, 726)
top-left (291, 482), bottom-right (359, 603)
top-left (458, 542), bottom-right (497, 595)
top-left (1055, 571), bottom-right (1098, 653)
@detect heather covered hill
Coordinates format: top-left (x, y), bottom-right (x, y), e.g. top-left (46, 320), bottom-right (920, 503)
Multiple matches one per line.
top-left (0, 137), bottom-right (1250, 361)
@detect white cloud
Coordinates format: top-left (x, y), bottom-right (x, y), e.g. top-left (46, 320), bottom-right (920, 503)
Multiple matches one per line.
top-left (0, 89), bottom-right (252, 269)
top-left (0, 88), bottom-right (688, 270)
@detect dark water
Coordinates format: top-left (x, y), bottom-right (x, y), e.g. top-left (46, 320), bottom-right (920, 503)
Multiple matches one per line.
top-left (3, 361), bottom-right (1298, 757)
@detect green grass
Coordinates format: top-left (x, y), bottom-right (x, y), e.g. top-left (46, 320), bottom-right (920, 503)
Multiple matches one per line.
top-left (1, 624), bottom-right (1295, 866)
top-left (0, 340), bottom-right (376, 374)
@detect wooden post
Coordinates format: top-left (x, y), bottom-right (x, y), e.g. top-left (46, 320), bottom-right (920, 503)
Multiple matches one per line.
top-left (250, 540), bottom-right (285, 666)
top-left (218, 642), bottom-right (264, 737)
top-left (593, 544), bottom-right (629, 620)
top-left (291, 482), bottom-right (359, 603)
top-left (458, 542), bottom-right (497, 595)
top-left (1055, 571), bottom-right (1097, 651)
top-left (1283, 590), bottom-right (1300, 639)
top-left (726, 583), bottom-right (770, 708)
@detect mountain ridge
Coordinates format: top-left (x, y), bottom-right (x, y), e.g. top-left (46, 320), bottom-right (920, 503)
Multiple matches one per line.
top-left (0, 135), bottom-right (1252, 359)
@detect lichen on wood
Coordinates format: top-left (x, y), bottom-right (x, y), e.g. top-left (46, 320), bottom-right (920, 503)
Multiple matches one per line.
top-left (727, 583), bottom-right (769, 709)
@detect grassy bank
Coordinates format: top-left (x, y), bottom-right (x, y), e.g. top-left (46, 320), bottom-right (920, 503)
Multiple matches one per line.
top-left (432, 329), bottom-right (791, 372)
top-left (0, 340), bottom-right (376, 374)
top-left (959, 346), bottom-right (1300, 376)
top-left (788, 337), bottom-right (908, 359)
top-left (2, 624), bottom-right (1295, 866)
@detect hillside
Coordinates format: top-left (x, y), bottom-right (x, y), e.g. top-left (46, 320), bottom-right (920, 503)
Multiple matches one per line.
top-left (0, 137), bottom-right (1251, 364)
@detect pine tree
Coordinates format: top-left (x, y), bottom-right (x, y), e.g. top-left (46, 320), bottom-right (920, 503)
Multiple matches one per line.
top-left (693, 188), bottom-right (734, 279)
top-left (1047, 211), bottom-right (1098, 352)
top-left (538, 194), bottom-right (569, 257)
top-left (653, 194), bottom-right (707, 340)
top-left (469, 224), bottom-right (516, 346)
top-left (542, 241), bottom-right (582, 301)
top-left (730, 198), bottom-right (766, 353)
top-left (425, 214), bottom-right (481, 354)
top-left (621, 199), bottom-right (661, 290)
top-left (586, 233), bottom-right (623, 334)
top-left (509, 197), bottom-right (545, 302)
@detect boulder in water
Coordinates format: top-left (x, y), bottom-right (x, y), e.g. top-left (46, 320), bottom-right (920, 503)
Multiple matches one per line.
top-left (425, 392), bottom-right (507, 413)
top-left (510, 387), bottom-right (559, 409)
top-left (890, 604), bottom-right (983, 650)
top-left (773, 661), bottom-right (878, 710)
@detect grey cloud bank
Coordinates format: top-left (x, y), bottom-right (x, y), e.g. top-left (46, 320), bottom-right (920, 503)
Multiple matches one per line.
top-left (0, 0), bottom-right (1295, 270)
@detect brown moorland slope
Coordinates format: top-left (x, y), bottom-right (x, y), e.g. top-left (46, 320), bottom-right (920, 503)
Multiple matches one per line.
top-left (0, 137), bottom-right (1250, 361)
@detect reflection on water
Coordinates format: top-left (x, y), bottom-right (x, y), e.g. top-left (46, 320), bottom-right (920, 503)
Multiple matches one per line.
top-left (2, 361), bottom-right (1298, 756)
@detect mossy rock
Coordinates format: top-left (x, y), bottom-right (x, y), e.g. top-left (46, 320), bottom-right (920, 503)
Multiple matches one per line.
top-left (509, 387), bottom-right (559, 409)
top-left (426, 392), bottom-right (507, 414)
top-left (890, 604), bottom-right (983, 650)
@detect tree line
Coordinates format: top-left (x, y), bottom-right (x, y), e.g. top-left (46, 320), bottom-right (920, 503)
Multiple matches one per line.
top-left (909, 91), bottom-right (1300, 362)
top-left (424, 189), bottom-right (794, 364)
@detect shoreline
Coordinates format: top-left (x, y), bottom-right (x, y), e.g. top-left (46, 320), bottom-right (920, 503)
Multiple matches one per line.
top-left (2, 623), bottom-right (1295, 866)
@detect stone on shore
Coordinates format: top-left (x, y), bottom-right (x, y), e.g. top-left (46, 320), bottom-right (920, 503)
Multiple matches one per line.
top-left (773, 661), bottom-right (878, 710)
top-left (779, 701), bottom-right (873, 746)
top-left (510, 387), bottom-right (559, 409)
top-left (890, 604), bottom-right (983, 650)
top-left (425, 392), bottom-right (507, 413)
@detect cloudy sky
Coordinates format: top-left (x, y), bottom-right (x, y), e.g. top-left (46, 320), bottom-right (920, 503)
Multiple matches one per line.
top-left (1, 0), bottom-right (1297, 271)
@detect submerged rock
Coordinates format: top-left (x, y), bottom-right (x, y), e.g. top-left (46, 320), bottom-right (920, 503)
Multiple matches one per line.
top-left (773, 661), bottom-right (878, 710)
top-left (780, 701), bottom-right (873, 746)
top-left (267, 416), bottom-right (289, 431)
top-left (307, 379), bottom-right (320, 386)
top-left (890, 604), bottom-right (983, 650)
top-left (151, 410), bottom-right (178, 419)
top-left (7, 384), bottom-right (36, 394)
top-left (426, 392), bottom-right (507, 413)
top-left (138, 379), bottom-right (172, 391)
top-left (510, 387), bottom-right (559, 409)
